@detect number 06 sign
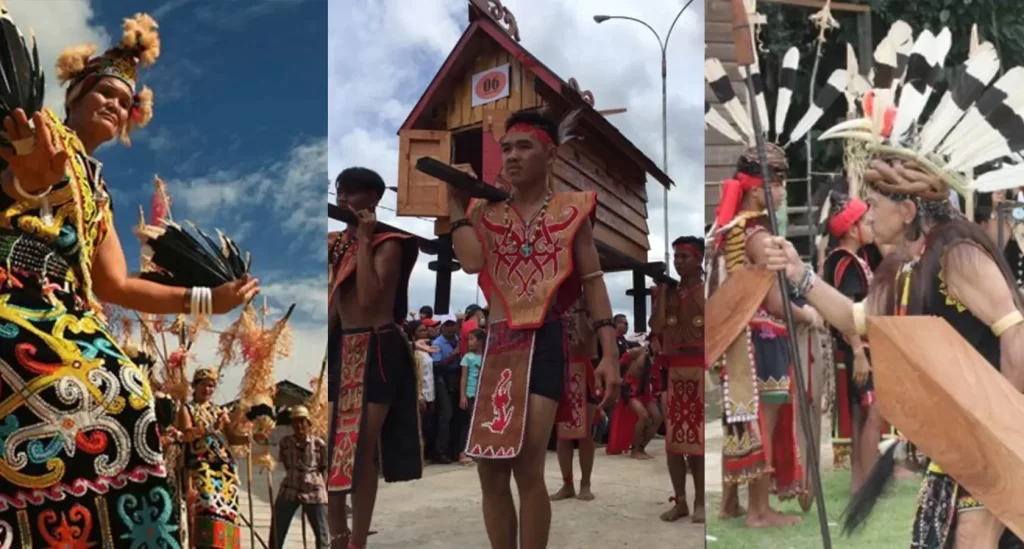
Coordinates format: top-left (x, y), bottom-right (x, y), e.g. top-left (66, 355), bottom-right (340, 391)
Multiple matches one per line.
top-left (471, 64), bottom-right (510, 107)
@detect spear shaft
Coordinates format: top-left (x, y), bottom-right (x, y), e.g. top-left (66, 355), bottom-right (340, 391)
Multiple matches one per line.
top-left (729, 0), bottom-right (832, 545)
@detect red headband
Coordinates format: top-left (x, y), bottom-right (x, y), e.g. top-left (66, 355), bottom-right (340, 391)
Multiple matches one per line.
top-left (674, 242), bottom-right (703, 260)
top-left (828, 198), bottom-right (868, 237)
top-left (714, 173), bottom-right (763, 229)
top-left (505, 123), bottom-right (555, 149)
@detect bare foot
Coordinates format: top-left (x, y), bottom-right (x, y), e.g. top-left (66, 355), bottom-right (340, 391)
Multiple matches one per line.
top-left (550, 484), bottom-right (576, 501)
top-left (691, 502), bottom-right (706, 524)
top-left (745, 508), bottom-right (802, 528)
top-left (576, 485), bottom-right (595, 501)
top-left (630, 449), bottom-right (654, 460)
top-left (660, 501), bottom-right (689, 522)
top-left (718, 501), bottom-right (746, 520)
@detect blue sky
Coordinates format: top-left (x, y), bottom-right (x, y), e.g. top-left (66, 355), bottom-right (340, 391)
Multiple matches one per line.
top-left (11, 0), bottom-right (328, 399)
top-left (329, 0), bottom-right (704, 321)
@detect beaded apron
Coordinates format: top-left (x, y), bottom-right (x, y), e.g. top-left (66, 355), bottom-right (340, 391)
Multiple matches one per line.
top-left (465, 192), bottom-right (595, 459)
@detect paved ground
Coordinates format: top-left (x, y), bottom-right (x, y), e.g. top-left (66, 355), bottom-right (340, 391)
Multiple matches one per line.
top-left (231, 443), bottom-right (702, 548)
top-left (345, 443), bottom-right (704, 548)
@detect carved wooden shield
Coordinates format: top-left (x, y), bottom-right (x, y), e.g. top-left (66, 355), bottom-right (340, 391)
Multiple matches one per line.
top-left (705, 267), bottom-right (774, 364)
top-left (867, 316), bottom-right (1024, 539)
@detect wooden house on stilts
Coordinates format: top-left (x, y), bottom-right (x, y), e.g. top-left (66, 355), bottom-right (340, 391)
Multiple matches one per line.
top-left (394, 0), bottom-right (675, 330)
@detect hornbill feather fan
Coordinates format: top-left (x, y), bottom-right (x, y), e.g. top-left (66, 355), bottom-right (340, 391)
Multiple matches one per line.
top-left (0, 5), bottom-right (44, 146)
top-left (134, 221), bottom-right (251, 288)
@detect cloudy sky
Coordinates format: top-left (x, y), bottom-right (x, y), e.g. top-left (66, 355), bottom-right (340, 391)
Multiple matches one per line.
top-left (9, 0), bottom-right (327, 402)
top-left (328, 0), bottom-right (705, 321)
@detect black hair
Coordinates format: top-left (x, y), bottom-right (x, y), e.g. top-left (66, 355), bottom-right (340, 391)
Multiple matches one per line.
top-left (505, 109), bottom-right (559, 146)
top-left (419, 305), bottom-right (433, 318)
top-left (405, 320), bottom-right (423, 341)
top-left (613, 313), bottom-right (627, 323)
top-left (441, 319), bottom-right (457, 327)
top-left (335, 167), bottom-right (385, 199)
top-left (468, 328), bottom-right (487, 352)
top-left (672, 236), bottom-right (704, 255)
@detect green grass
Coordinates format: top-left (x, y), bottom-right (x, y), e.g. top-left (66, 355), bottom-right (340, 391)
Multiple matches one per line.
top-left (706, 469), bottom-right (920, 548)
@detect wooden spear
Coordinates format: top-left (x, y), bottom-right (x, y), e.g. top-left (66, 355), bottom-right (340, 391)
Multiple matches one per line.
top-left (729, 0), bottom-right (831, 544)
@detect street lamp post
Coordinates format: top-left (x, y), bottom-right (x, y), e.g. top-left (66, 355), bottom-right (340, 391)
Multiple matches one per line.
top-left (595, 0), bottom-right (695, 270)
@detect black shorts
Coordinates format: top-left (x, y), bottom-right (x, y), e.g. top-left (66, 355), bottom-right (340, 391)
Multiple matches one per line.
top-left (526, 318), bottom-right (567, 403)
top-left (333, 325), bottom-right (411, 405)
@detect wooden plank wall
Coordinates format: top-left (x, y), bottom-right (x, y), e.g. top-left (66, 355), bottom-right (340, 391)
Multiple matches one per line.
top-left (553, 140), bottom-right (650, 262)
top-left (445, 39), bottom-right (545, 130)
top-left (705, 0), bottom-right (748, 225)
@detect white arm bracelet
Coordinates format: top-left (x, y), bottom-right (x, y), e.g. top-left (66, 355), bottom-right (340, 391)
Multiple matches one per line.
top-left (992, 310), bottom-right (1024, 337)
top-left (11, 176), bottom-right (50, 201)
top-left (852, 301), bottom-right (867, 336)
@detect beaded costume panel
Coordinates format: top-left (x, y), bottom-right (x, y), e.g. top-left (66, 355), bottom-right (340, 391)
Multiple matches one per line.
top-left (0, 110), bottom-right (180, 547)
top-left (468, 191), bottom-right (596, 330)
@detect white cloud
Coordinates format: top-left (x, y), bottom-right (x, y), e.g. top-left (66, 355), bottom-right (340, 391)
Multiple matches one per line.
top-left (329, 0), bottom-right (704, 322)
top-left (5, 0), bottom-right (111, 115)
top-left (161, 138), bottom-right (328, 253)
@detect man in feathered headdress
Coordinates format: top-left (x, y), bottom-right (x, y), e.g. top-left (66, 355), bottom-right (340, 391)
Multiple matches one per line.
top-left (764, 22), bottom-right (1024, 547)
top-left (327, 167), bottom-right (421, 549)
top-left (707, 145), bottom-right (822, 528)
top-left (445, 108), bottom-right (621, 547)
top-left (649, 236), bottom-right (706, 523)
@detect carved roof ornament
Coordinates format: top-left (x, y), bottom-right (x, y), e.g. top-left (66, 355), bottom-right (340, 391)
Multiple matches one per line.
top-left (566, 77), bottom-right (595, 107)
top-left (472, 0), bottom-right (521, 42)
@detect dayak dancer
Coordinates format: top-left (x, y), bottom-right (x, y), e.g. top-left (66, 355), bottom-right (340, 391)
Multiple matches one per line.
top-left (815, 183), bottom-right (884, 493)
top-left (0, 10), bottom-right (258, 547)
top-left (764, 22), bottom-right (1024, 547)
top-left (706, 145), bottom-right (821, 527)
top-left (447, 109), bottom-right (621, 549)
top-left (650, 236), bottom-right (706, 523)
top-left (550, 297), bottom-right (599, 502)
top-left (327, 168), bottom-right (422, 549)
top-left (606, 339), bottom-right (661, 460)
top-left (705, 38), bottom-right (845, 526)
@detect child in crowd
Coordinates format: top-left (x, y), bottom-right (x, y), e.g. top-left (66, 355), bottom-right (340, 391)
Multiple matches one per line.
top-left (406, 321), bottom-right (439, 461)
top-left (458, 328), bottom-right (486, 465)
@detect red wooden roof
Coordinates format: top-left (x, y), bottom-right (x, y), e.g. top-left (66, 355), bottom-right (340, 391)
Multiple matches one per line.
top-left (398, 5), bottom-right (674, 190)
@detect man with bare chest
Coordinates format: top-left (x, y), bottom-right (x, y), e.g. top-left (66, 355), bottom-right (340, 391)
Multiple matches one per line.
top-left (327, 168), bottom-right (422, 549)
top-left (446, 109), bottom-right (621, 549)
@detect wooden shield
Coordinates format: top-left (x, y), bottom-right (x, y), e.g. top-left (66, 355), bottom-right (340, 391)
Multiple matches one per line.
top-left (706, 267), bottom-right (774, 364)
top-left (867, 316), bottom-right (1024, 539)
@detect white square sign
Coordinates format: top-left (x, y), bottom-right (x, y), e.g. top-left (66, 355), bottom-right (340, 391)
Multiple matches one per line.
top-left (471, 63), bottom-right (511, 107)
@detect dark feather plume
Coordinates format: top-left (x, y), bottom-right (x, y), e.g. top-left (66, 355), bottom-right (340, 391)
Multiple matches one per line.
top-left (154, 395), bottom-right (175, 429)
top-left (841, 441), bottom-right (900, 535)
top-left (136, 221), bottom-right (250, 288)
top-left (246, 403), bottom-right (276, 421)
top-left (0, 6), bottom-right (44, 144)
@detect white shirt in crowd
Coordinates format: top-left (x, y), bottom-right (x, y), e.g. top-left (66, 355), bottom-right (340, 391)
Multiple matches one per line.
top-left (417, 349), bottom-right (435, 403)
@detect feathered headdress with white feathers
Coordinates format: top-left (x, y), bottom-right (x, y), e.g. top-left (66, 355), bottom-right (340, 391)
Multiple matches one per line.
top-left (820, 22), bottom-right (1024, 200)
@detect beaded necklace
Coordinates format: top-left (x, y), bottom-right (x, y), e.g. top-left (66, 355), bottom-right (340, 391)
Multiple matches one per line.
top-left (328, 231), bottom-right (356, 285)
top-left (503, 186), bottom-right (553, 258)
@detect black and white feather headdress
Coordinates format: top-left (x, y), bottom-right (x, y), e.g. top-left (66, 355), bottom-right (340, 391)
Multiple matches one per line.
top-left (704, 37), bottom-right (848, 149)
top-left (819, 22), bottom-right (1024, 198)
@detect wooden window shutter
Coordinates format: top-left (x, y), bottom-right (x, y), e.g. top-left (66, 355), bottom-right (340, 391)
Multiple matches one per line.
top-left (481, 109), bottom-right (512, 192)
top-left (397, 129), bottom-right (452, 217)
